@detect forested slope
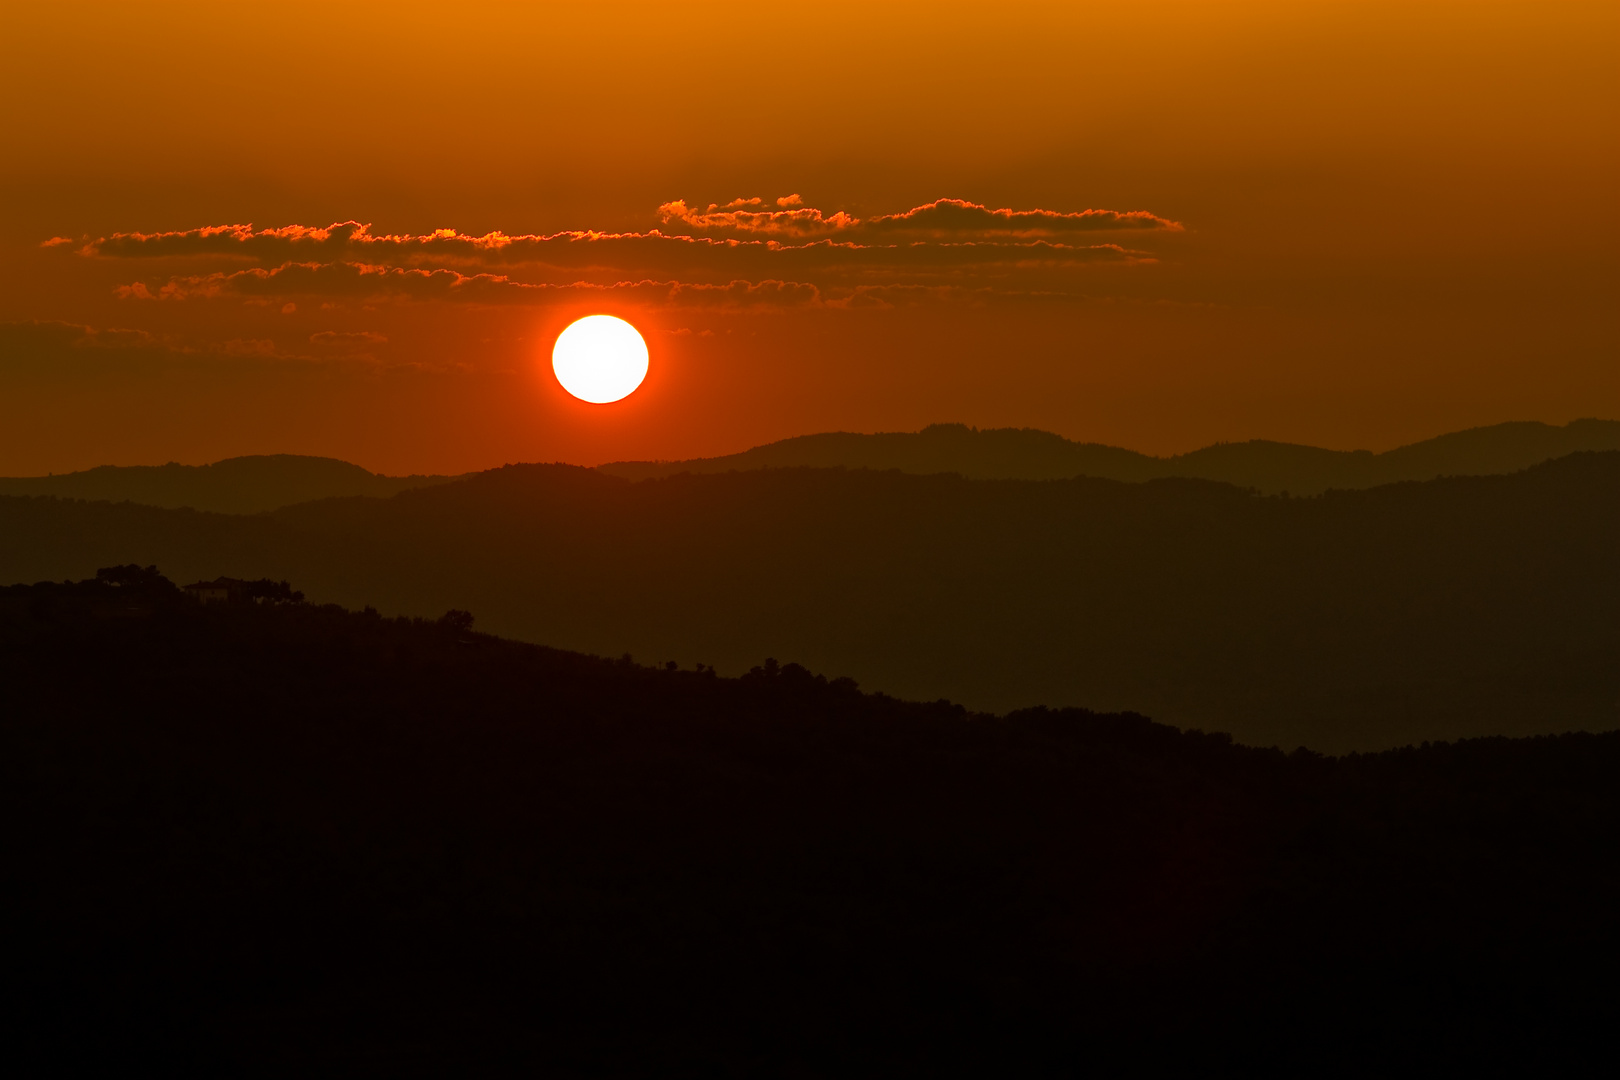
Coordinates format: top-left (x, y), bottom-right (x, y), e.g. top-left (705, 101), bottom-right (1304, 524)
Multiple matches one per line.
top-left (3, 576), bottom-right (1615, 1073)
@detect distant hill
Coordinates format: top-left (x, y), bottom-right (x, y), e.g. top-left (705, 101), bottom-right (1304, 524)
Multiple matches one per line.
top-left (0, 454), bottom-right (458, 514)
top-left (4, 574), bottom-right (1617, 1071)
top-left (8, 420), bottom-right (1612, 514)
top-left (599, 418), bottom-right (1620, 494)
top-left (3, 453), bottom-right (1614, 751)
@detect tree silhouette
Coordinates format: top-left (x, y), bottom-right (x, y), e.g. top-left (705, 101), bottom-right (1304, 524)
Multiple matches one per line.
top-left (95, 564), bottom-right (174, 592)
top-left (438, 608), bottom-right (474, 632)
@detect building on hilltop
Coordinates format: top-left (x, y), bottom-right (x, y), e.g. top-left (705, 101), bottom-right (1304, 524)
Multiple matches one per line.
top-left (183, 579), bottom-right (236, 604)
top-left (182, 577), bottom-right (306, 605)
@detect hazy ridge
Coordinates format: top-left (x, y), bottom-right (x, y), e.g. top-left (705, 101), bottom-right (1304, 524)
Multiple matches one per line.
top-left (600, 418), bottom-right (1620, 495)
top-left (0, 454), bottom-right (460, 515)
top-left (2, 420), bottom-right (1614, 515)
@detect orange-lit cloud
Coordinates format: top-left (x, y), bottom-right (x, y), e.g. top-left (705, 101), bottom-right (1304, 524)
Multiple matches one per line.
top-left (84, 225), bottom-right (1149, 290)
top-left (858, 199), bottom-right (1183, 239)
top-left (80, 198), bottom-right (1178, 271)
top-left (85, 198), bottom-right (1173, 313)
top-left (655, 200), bottom-right (861, 239)
top-left (657, 197), bottom-right (1182, 239)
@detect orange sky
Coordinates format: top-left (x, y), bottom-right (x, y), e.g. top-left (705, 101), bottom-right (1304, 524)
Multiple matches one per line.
top-left (1, 1), bottom-right (1614, 475)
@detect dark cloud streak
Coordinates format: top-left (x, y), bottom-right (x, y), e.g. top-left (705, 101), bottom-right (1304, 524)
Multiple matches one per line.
top-left (113, 262), bottom-right (831, 310)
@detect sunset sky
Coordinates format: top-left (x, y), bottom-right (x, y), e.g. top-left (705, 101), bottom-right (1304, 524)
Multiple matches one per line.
top-left (2, 1), bottom-right (1614, 476)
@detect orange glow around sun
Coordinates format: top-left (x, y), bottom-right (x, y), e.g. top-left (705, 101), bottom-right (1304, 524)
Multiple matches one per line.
top-left (0, 2), bottom-right (1612, 475)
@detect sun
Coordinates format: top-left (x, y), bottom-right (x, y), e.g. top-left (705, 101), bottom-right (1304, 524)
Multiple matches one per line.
top-left (551, 315), bottom-right (649, 404)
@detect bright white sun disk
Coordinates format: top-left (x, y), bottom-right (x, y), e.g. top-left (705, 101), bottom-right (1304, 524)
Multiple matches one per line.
top-left (551, 315), bottom-right (648, 403)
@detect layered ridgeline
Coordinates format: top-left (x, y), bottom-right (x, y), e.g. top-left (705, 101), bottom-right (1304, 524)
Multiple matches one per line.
top-left (3, 453), bottom-right (1615, 751)
top-left (601, 418), bottom-right (1620, 495)
top-left (4, 420), bottom-right (1615, 513)
top-left (5, 575), bottom-right (1617, 1071)
top-left (0, 454), bottom-right (459, 514)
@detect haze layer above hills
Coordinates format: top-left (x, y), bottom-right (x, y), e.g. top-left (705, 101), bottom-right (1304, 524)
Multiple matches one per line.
top-left (3, 453), bottom-right (1614, 752)
top-left (602, 419), bottom-right (1620, 496)
top-left (0, 455), bottom-right (459, 515)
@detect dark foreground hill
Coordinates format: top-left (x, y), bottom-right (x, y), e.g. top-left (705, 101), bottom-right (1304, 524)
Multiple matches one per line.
top-left (0, 454), bottom-right (458, 514)
top-left (3, 574), bottom-right (1615, 1073)
top-left (600, 418), bottom-right (1620, 495)
top-left (2, 453), bottom-right (1616, 751)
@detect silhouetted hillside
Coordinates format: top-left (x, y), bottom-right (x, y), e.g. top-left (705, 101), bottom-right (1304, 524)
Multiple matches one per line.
top-left (3, 575), bottom-right (1615, 1073)
top-left (2, 453), bottom-right (1614, 751)
top-left (600, 418), bottom-right (1620, 494)
top-left (0, 454), bottom-right (458, 514)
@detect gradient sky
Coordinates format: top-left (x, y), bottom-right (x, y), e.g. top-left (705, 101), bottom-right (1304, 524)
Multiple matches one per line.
top-left (2, 1), bottom-right (1614, 475)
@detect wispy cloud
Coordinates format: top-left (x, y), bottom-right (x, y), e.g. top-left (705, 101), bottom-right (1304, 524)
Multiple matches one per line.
top-left (857, 199), bottom-right (1181, 238)
top-left (655, 200), bottom-right (861, 239)
top-left (1, 318), bottom-right (168, 351)
top-left (114, 261), bottom-right (830, 310)
top-left (310, 330), bottom-right (387, 346)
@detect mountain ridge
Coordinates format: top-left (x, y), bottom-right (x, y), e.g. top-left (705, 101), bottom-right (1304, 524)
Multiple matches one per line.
top-left (600, 418), bottom-right (1620, 495)
top-left (0, 453), bottom-right (461, 515)
top-left (3, 419), bottom-right (1613, 513)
